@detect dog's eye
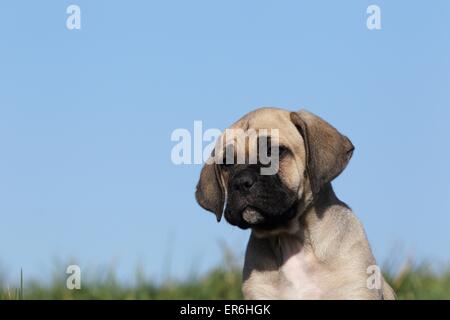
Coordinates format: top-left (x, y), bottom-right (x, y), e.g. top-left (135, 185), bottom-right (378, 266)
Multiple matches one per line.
top-left (277, 146), bottom-right (289, 158)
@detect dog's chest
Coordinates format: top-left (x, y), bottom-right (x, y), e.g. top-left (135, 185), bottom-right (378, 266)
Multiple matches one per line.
top-left (275, 241), bottom-right (326, 299)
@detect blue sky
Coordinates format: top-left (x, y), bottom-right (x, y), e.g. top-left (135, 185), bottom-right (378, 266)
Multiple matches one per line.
top-left (0, 0), bottom-right (449, 283)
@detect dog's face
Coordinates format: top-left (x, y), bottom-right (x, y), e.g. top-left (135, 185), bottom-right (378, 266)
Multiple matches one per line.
top-left (196, 108), bottom-right (354, 234)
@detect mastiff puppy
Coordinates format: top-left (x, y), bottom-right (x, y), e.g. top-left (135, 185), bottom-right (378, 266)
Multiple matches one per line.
top-left (195, 107), bottom-right (395, 300)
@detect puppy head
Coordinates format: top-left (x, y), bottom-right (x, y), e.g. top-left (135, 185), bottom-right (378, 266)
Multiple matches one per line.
top-left (195, 107), bottom-right (354, 234)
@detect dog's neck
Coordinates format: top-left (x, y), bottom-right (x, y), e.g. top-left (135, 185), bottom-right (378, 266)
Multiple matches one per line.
top-left (269, 183), bottom-right (347, 265)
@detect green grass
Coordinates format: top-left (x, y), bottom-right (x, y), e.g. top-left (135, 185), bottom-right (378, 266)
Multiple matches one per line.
top-left (2, 256), bottom-right (450, 300)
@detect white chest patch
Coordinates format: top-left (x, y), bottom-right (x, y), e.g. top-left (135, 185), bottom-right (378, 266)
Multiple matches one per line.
top-left (275, 238), bottom-right (328, 299)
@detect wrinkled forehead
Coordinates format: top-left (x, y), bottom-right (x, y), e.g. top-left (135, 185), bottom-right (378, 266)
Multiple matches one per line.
top-left (214, 108), bottom-right (305, 156)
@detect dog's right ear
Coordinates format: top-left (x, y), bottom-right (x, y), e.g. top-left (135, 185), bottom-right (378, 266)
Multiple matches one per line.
top-left (195, 160), bottom-right (225, 222)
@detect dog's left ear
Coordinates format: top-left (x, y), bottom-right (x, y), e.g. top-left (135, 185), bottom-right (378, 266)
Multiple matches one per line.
top-left (195, 160), bottom-right (225, 222)
top-left (290, 110), bottom-right (354, 195)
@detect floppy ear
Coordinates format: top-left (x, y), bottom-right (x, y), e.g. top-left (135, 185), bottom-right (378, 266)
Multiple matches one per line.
top-left (290, 110), bottom-right (354, 194)
top-left (195, 161), bottom-right (225, 222)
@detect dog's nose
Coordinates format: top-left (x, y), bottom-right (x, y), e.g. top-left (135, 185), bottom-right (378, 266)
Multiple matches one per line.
top-left (232, 171), bottom-right (256, 192)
